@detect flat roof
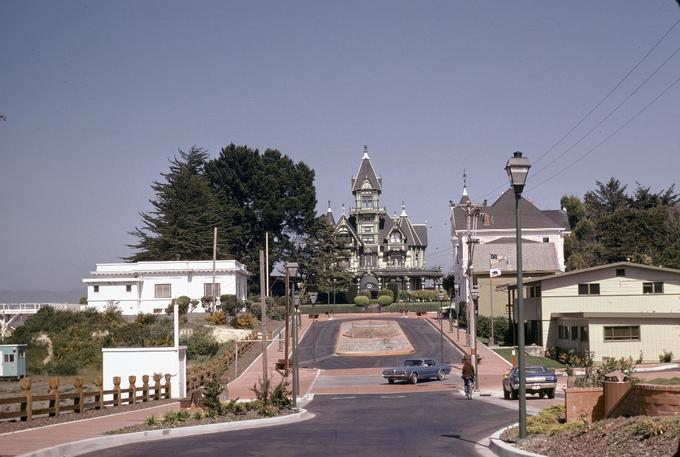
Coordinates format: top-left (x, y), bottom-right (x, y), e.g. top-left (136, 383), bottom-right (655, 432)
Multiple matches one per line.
top-left (552, 312), bottom-right (680, 320)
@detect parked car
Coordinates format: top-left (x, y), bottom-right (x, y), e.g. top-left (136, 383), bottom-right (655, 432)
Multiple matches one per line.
top-left (381, 358), bottom-right (451, 384)
top-left (502, 365), bottom-right (557, 399)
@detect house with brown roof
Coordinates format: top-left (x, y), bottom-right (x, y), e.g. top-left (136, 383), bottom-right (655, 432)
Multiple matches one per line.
top-left (450, 182), bottom-right (570, 318)
top-left (327, 146), bottom-right (443, 295)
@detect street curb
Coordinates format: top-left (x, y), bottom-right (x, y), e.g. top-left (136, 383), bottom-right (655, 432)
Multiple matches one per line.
top-left (18, 408), bottom-right (315, 457)
top-left (634, 363), bottom-right (678, 372)
top-left (488, 424), bottom-right (546, 457)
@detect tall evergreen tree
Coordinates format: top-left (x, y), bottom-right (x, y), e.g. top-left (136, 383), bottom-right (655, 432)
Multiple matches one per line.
top-left (127, 147), bottom-right (232, 262)
top-left (204, 144), bottom-right (317, 288)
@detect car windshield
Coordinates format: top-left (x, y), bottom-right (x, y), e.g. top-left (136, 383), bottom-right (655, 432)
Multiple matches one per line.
top-left (526, 366), bottom-right (548, 373)
top-left (404, 360), bottom-right (423, 367)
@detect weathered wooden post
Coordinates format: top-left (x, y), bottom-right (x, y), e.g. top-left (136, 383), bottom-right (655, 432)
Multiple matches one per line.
top-left (94, 376), bottom-right (104, 410)
top-left (142, 375), bottom-right (150, 402)
top-left (113, 376), bottom-right (122, 407)
top-left (153, 374), bottom-right (162, 400)
top-left (164, 373), bottom-right (172, 399)
top-left (48, 377), bottom-right (60, 417)
top-left (128, 375), bottom-right (137, 405)
top-left (20, 377), bottom-right (32, 422)
top-left (74, 376), bottom-right (84, 413)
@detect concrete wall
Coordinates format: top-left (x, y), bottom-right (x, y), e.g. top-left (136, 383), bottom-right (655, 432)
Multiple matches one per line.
top-left (102, 346), bottom-right (186, 399)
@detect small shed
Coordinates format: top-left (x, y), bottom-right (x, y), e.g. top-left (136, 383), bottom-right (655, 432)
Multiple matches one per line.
top-left (0, 344), bottom-right (27, 378)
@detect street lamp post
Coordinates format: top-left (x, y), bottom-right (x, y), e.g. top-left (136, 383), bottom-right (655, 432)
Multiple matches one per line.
top-left (284, 262), bottom-right (299, 405)
top-left (332, 278), bottom-right (337, 318)
top-left (505, 151), bottom-right (531, 440)
top-left (438, 293), bottom-right (445, 362)
top-left (470, 286), bottom-right (480, 391)
top-left (454, 284), bottom-right (460, 340)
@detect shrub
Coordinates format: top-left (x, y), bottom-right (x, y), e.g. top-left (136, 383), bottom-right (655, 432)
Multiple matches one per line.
top-left (220, 294), bottom-right (241, 316)
top-left (201, 373), bottom-right (224, 413)
top-left (46, 359), bottom-right (78, 376)
top-left (144, 415), bottom-right (160, 426)
top-left (176, 296), bottom-right (192, 314)
top-left (386, 282), bottom-right (400, 302)
top-left (231, 312), bottom-right (258, 329)
top-left (660, 350), bottom-right (673, 363)
top-left (378, 295), bottom-right (394, 306)
top-left (346, 283), bottom-right (358, 304)
top-left (208, 311), bottom-right (228, 325)
top-left (359, 291), bottom-right (371, 298)
top-left (353, 296), bottom-right (369, 307)
top-left (476, 316), bottom-right (511, 345)
top-left (378, 289), bottom-right (393, 299)
top-left (181, 329), bottom-right (219, 359)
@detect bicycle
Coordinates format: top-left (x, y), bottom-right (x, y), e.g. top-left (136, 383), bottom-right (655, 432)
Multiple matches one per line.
top-left (463, 376), bottom-right (474, 399)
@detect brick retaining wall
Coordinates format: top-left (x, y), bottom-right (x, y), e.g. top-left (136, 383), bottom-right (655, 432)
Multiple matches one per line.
top-left (565, 387), bottom-right (604, 422)
top-left (611, 383), bottom-right (680, 417)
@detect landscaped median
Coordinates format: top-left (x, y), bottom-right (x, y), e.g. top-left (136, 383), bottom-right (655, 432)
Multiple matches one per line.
top-left (489, 404), bottom-right (680, 457)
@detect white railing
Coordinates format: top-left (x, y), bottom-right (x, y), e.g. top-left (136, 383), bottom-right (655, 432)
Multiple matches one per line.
top-left (0, 303), bottom-right (83, 314)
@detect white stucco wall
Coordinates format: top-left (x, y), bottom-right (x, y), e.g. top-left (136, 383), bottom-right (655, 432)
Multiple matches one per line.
top-left (102, 346), bottom-right (186, 399)
top-left (84, 260), bottom-right (249, 315)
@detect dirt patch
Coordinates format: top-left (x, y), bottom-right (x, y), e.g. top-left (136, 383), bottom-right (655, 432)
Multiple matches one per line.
top-left (336, 320), bottom-right (414, 356)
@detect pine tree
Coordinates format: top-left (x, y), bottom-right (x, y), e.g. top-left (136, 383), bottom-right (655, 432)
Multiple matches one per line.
top-left (127, 147), bottom-right (232, 262)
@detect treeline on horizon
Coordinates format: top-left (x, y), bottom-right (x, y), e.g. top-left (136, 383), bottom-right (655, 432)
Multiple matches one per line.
top-left (128, 145), bottom-right (680, 292)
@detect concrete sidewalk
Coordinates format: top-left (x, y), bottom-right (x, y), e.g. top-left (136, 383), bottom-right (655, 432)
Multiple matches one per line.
top-left (0, 402), bottom-right (180, 457)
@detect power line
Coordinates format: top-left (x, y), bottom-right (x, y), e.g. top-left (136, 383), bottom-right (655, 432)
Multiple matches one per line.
top-left (479, 17), bottom-right (680, 201)
top-left (527, 72), bottom-right (680, 192)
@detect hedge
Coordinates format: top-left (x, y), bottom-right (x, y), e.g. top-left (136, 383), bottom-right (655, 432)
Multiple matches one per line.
top-left (297, 302), bottom-right (446, 314)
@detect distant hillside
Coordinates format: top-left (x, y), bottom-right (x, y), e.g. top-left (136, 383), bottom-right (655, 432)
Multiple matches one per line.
top-left (0, 288), bottom-right (85, 303)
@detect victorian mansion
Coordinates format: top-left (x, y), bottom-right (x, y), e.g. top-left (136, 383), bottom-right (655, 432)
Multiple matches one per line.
top-left (325, 147), bottom-right (443, 295)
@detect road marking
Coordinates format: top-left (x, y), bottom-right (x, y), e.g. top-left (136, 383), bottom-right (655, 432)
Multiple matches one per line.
top-left (330, 396), bottom-right (356, 400)
top-left (380, 395), bottom-right (405, 399)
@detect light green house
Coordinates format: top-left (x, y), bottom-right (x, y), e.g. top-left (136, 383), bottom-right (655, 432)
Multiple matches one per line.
top-left (0, 344), bottom-right (27, 378)
top-left (506, 262), bottom-right (680, 362)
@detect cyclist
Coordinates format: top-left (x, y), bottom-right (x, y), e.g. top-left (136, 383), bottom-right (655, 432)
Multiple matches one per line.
top-left (461, 356), bottom-right (475, 399)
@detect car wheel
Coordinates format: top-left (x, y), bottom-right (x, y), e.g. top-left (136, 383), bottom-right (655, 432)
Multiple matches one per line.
top-left (437, 369), bottom-right (446, 381)
top-left (503, 387), bottom-right (510, 400)
top-left (547, 388), bottom-right (555, 399)
top-left (388, 379), bottom-right (394, 384)
top-left (539, 391), bottom-right (546, 399)
top-left (410, 373), bottom-right (418, 384)
top-left (511, 388), bottom-right (519, 400)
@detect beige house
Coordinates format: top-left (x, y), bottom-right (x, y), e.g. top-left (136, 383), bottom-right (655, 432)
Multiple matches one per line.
top-left (506, 262), bottom-right (680, 362)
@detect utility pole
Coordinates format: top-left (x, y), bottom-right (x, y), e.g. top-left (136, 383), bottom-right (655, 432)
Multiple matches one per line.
top-left (259, 250), bottom-right (268, 385)
top-left (212, 227), bottom-right (217, 314)
top-left (265, 232), bottom-right (270, 297)
top-left (284, 267), bottom-right (290, 377)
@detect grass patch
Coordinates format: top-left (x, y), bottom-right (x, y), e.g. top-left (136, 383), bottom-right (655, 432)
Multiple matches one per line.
top-left (493, 348), bottom-right (566, 369)
top-left (644, 377), bottom-right (680, 385)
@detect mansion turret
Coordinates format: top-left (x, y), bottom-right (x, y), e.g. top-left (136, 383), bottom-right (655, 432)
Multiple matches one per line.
top-left (327, 147), bottom-right (443, 294)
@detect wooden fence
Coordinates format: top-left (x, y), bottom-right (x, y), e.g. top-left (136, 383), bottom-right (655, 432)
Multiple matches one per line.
top-left (0, 374), bottom-right (172, 422)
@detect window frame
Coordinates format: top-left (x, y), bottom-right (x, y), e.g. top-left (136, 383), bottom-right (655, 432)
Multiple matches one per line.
top-left (93, 285), bottom-right (99, 293)
top-left (155, 283), bottom-right (171, 299)
top-left (204, 283), bottom-right (221, 298)
top-left (125, 284), bottom-right (132, 292)
top-left (642, 282), bottom-right (664, 294)
top-left (603, 325), bottom-right (640, 342)
top-left (578, 283), bottom-right (600, 295)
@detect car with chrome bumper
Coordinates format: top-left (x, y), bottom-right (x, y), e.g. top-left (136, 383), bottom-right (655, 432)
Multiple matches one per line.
top-left (381, 358), bottom-right (450, 384)
top-left (502, 365), bottom-right (557, 399)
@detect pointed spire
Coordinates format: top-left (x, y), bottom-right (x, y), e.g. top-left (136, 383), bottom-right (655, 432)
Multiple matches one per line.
top-left (363, 144), bottom-right (369, 159)
top-left (459, 170), bottom-right (471, 205)
top-left (341, 203), bottom-right (346, 217)
top-left (352, 145), bottom-right (382, 193)
top-left (324, 200), bottom-right (336, 225)
top-left (327, 200), bottom-right (332, 213)
top-left (400, 201), bottom-right (407, 217)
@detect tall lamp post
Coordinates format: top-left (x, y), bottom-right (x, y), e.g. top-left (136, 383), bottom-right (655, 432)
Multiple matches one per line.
top-left (453, 284), bottom-right (460, 340)
top-left (506, 151), bottom-right (531, 439)
top-left (437, 292), bottom-right (445, 362)
top-left (284, 263), bottom-right (298, 384)
top-left (470, 285), bottom-right (480, 391)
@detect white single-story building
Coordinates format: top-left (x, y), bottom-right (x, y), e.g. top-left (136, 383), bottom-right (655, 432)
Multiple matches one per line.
top-left (505, 262), bottom-right (680, 362)
top-left (83, 260), bottom-right (249, 315)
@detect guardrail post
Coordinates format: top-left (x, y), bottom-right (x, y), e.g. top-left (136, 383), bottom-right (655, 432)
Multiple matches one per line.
top-left (153, 374), bottom-right (162, 400)
top-left (128, 375), bottom-right (137, 405)
top-left (74, 376), bottom-right (84, 413)
top-left (20, 377), bottom-right (32, 421)
top-left (142, 375), bottom-right (150, 402)
top-left (164, 373), bottom-right (172, 399)
top-left (48, 377), bottom-right (60, 417)
top-left (94, 376), bottom-right (104, 410)
top-left (113, 376), bottom-right (122, 406)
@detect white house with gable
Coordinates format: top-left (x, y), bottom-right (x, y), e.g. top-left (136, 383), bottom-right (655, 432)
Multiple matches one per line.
top-left (83, 260), bottom-right (249, 315)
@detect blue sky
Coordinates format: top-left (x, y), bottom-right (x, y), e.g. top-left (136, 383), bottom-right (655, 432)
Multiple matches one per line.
top-left (1, 1), bottom-right (679, 293)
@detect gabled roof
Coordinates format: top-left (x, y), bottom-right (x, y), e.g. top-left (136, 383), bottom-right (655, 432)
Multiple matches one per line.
top-left (397, 214), bottom-right (425, 247)
top-left (519, 261), bottom-right (680, 286)
top-left (335, 214), bottom-right (361, 245)
top-left (451, 189), bottom-right (568, 232)
top-left (351, 146), bottom-right (382, 193)
top-left (542, 209), bottom-right (570, 232)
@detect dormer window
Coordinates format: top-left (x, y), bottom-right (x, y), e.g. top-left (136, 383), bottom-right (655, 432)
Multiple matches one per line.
top-left (390, 232), bottom-right (402, 243)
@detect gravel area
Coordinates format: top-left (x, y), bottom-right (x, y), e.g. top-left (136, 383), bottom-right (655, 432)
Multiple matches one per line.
top-left (0, 399), bottom-right (175, 434)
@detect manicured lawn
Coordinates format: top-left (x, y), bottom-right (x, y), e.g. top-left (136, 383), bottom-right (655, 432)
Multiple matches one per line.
top-left (493, 347), bottom-right (566, 368)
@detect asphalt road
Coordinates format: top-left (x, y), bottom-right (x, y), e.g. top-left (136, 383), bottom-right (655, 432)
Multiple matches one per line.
top-left (85, 392), bottom-right (516, 457)
top-left (297, 317), bottom-right (463, 369)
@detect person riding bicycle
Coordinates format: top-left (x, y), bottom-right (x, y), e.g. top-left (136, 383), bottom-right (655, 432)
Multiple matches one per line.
top-left (462, 356), bottom-right (475, 394)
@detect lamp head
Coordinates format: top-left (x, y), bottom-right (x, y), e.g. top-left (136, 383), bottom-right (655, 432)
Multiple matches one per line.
top-left (505, 151), bottom-right (531, 195)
